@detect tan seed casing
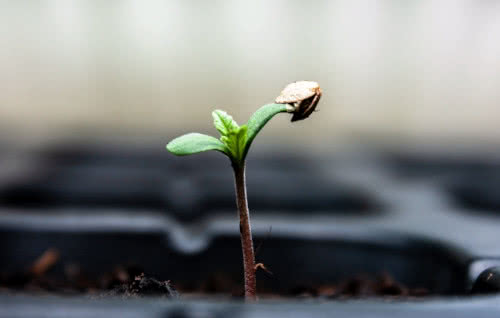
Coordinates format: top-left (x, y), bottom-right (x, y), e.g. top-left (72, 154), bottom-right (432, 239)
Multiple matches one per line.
top-left (275, 81), bottom-right (322, 122)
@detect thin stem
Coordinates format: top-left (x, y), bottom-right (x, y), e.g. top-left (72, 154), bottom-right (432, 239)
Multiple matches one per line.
top-left (232, 161), bottom-right (257, 301)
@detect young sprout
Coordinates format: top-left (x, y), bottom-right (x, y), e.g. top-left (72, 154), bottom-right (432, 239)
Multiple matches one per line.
top-left (166, 81), bottom-right (321, 301)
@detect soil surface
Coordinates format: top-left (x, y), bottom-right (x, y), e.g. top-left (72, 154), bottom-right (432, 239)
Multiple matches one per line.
top-left (102, 273), bottom-right (178, 299)
top-left (0, 249), bottom-right (429, 299)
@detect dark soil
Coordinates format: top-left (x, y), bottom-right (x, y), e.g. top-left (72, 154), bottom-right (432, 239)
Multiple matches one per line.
top-left (287, 273), bottom-right (429, 299)
top-left (102, 273), bottom-right (178, 299)
top-left (0, 249), bottom-right (429, 299)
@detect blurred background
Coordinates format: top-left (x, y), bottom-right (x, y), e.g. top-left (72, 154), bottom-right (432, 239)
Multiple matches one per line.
top-left (1, 0), bottom-right (499, 147)
top-left (1, 0), bottom-right (500, 299)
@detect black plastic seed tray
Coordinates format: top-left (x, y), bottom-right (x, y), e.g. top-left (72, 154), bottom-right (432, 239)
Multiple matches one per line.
top-left (2, 141), bottom-right (500, 317)
top-left (0, 142), bottom-right (380, 220)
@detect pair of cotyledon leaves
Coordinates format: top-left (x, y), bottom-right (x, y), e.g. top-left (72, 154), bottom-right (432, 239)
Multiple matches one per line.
top-left (166, 103), bottom-right (290, 164)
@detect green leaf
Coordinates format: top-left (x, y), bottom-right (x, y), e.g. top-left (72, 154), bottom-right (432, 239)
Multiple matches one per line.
top-left (212, 110), bottom-right (239, 136)
top-left (166, 133), bottom-right (229, 156)
top-left (167, 105), bottom-right (289, 163)
top-left (218, 124), bottom-right (248, 163)
top-left (243, 103), bottom-right (289, 157)
top-left (237, 125), bottom-right (248, 157)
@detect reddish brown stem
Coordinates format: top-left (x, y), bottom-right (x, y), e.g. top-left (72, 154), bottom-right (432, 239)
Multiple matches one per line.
top-left (232, 161), bottom-right (257, 301)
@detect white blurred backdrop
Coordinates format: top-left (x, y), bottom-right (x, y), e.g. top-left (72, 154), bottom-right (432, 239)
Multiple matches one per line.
top-left (1, 1), bottom-right (499, 146)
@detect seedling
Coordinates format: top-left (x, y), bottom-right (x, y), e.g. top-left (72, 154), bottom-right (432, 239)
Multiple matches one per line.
top-left (166, 81), bottom-right (321, 301)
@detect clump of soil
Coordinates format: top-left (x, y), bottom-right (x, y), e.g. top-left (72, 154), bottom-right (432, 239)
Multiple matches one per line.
top-left (103, 273), bottom-right (178, 299)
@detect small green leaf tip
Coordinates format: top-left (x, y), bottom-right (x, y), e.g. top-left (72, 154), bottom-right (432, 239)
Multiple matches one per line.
top-left (166, 133), bottom-right (228, 156)
top-left (221, 124), bottom-right (247, 162)
top-left (212, 110), bottom-right (240, 136)
top-left (212, 109), bottom-right (248, 163)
